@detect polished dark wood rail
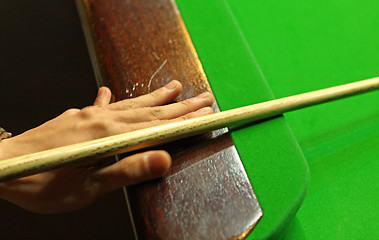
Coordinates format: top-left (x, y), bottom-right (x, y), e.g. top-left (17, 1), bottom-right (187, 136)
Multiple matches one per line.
top-left (76, 0), bottom-right (262, 239)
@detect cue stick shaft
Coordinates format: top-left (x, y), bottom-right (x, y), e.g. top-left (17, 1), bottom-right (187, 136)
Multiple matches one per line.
top-left (0, 76), bottom-right (378, 182)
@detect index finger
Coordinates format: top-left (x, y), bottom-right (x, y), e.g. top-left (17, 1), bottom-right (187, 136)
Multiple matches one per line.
top-left (109, 80), bottom-right (182, 110)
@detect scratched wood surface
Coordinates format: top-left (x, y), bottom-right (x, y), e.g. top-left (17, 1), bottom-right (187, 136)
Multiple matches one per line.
top-left (76, 0), bottom-right (262, 239)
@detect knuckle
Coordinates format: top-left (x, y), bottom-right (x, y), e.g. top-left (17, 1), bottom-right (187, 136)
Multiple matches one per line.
top-left (147, 108), bottom-right (163, 119)
top-left (86, 120), bottom-right (110, 137)
top-left (64, 108), bottom-right (80, 115)
top-left (126, 99), bottom-right (137, 109)
top-left (79, 107), bottom-right (102, 119)
top-left (181, 98), bottom-right (194, 107)
top-left (90, 120), bottom-right (107, 130)
top-left (149, 90), bottom-right (160, 99)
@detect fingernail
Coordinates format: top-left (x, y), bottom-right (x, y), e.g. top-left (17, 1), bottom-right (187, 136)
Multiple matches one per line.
top-left (164, 80), bottom-right (178, 90)
top-left (197, 92), bottom-right (212, 98)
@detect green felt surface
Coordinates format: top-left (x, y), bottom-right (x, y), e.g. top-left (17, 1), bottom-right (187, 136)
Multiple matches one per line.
top-left (177, 1), bottom-right (309, 239)
top-left (178, 0), bottom-right (379, 239)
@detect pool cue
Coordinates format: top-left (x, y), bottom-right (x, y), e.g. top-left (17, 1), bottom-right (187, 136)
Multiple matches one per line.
top-left (0, 76), bottom-right (378, 182)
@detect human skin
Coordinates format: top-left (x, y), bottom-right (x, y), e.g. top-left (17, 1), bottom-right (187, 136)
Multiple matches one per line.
top-left (0, 80), bottom-right (214, 213)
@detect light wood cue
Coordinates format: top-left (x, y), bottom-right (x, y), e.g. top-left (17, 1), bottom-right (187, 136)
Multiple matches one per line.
top-left (0, 77), bottom-right (378, 182)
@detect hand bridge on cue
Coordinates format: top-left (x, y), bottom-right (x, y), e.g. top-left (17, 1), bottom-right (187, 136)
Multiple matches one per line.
top-left (0, 76), bottom-right (378, 182)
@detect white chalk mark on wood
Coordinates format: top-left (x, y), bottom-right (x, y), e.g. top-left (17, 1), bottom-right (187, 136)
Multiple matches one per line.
top-left (148, 59), bottom-right (167, 92)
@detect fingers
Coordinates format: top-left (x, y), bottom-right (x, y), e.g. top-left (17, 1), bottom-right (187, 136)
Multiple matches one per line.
top-left (114, 92), bottom-right (214, 123)
top-left (145, 92), bottom-right (214, 120)
top-left (92, 151), bottom-right (171, 195)
top-left (109, 80), bottom-right (182, 110)
top-left (127, 106), bottom-right (214, 131)
top-left (93, 87), bottom-right (112, 107)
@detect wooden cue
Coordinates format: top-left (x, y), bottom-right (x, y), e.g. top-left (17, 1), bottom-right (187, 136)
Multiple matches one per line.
top-left (0, 76), bottom-right (378, 182)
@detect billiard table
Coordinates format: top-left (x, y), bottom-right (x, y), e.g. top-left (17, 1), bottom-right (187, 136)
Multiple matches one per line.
top-left (0, 0), bottom-right (377, 239)
top-left (176, 0), bottom-right (379, 239)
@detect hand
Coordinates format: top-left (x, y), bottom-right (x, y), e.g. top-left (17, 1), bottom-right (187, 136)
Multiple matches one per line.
top-left (0, 80), bottom-right (214, 213)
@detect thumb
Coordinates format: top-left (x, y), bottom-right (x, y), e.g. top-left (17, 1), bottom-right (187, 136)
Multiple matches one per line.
top-left (93, 87), bottom-right (112, 107)
top-left (92, 150), bottom-right (172, 195)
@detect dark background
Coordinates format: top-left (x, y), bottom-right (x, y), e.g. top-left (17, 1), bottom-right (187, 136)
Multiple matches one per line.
top-left (0, 1), bottom-right (133, 239)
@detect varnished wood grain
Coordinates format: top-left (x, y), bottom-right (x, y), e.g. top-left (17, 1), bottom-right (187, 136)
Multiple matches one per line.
top-left (76, 0), bottom-right (261, 239)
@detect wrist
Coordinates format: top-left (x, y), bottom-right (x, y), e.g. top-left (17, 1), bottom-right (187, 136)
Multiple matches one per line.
top-left (0, 127), bottom-right (13, 161)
